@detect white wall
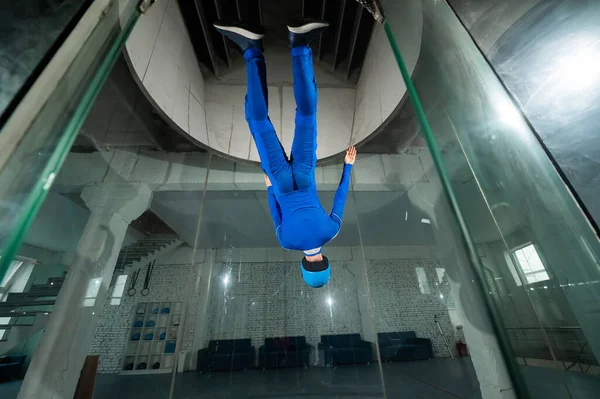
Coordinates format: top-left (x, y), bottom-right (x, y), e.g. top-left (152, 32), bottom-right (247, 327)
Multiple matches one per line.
top-left (351, 1), bottom-right (423, 145)
top-left (206, 258), bottom-right (362, 350)
top-left (125, 0), bottom-right (206, 151)
top-left (125, 0), bottom-right (357, 162)
top-left (206, 249), bottom-right (457, 357)
top-left (80, 58), bottom-right (160, 149)
top-left (368, 258), bottom-right (457, 356)
top-left (204, 79), bottom-right (356, 161)
top-left (88, 247), bottom-right (202, 374)
top-left (89, 244), bottom-right (459, 373)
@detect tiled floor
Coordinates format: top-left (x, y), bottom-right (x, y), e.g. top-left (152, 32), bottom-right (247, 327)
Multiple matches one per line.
top-left (3, 359), bottom-right (600, 398)
top-left (91, 358), bottom-right (481, 399)
top-left (521, 365), bottom-right (600, 399)
top-left (0, 380), bottom-right (20, 399)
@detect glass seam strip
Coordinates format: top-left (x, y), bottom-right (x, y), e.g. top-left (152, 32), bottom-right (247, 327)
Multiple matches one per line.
top-left (0, 10), bottom-right (141, 282)
top-left (382, 20), bottom-right (530, 398)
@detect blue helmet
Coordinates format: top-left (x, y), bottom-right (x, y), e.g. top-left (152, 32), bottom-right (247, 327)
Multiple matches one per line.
top-left (300, 256), bottom-right (330, 288)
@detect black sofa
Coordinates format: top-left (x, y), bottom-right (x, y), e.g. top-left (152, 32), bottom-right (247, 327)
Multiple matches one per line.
top-left (319, 334), bottom-right (373, 366)
top-left (258, 336), bottom-right (311, 369)
top-left (197, 339), bottom-right (255, 371)
top-left (377, 331), bottom-right (433, 361)
top-left (0, 355), bottom-right (25, 382)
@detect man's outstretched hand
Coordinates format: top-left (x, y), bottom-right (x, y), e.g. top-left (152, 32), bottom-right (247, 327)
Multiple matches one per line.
top-left (264, 173), bottom-right (272, 187)
top-left (344, 146), bottom-right (357, 165)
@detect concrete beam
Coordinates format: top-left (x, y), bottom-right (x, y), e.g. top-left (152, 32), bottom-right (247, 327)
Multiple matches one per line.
top-left (53, 150), bottom-right (430, 194)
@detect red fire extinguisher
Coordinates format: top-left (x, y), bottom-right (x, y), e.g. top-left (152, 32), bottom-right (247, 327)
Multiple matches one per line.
top-left (456, 340), bottom-right (468, 356)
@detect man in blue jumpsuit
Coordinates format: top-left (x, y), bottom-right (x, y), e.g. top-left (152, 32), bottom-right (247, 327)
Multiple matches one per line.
top-left (214, 19), bottom-right (356, 288)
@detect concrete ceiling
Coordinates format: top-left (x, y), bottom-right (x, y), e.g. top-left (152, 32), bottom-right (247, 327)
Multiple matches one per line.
top-left (23, 192), bottom-right (90, 253)
top-left (150, 189), bottom-right (437, 249)
top-left (149, 174), bottom-right (527, 249)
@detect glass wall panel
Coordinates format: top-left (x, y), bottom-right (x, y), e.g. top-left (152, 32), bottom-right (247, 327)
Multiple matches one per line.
top-left (384, 0), bottom-right (600, 397)
top-left (0, 0), bottom-right (140, 283)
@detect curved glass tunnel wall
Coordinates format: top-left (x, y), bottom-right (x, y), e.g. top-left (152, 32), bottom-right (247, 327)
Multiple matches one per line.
top-left (2, 1), bottom-right (499, 398)
top-left (451, 0), bottom-right (600, 231)
top-left (1, 17), bottom-right (504, 394)
top-left (385, 0), bottom-right (600, 397)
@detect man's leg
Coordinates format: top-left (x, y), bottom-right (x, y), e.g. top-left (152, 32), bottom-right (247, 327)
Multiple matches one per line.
top-left (290, 45), bottom-right (318, 189)
top-left (244, 48), bottom-right (293, 193)
top-left (288, 20), bottom-right (329, 189)
top-left (213, 21), bottom-right (293, 192)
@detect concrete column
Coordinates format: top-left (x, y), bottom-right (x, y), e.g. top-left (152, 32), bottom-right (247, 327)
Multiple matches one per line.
top-left (191, 248), bottom-right (216, 369)
top-left (347, 247), bottom-right (377, 343)
top-left (18, 184), bottom-right (151, 399)
top-left (408, 181), bottom-right (517, 399)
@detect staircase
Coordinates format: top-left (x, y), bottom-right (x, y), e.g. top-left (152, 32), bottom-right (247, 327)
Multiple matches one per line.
top-left (0, 277), bottom-right (64, 321)
top-left (0, 236), bottom-right (183, 329)
top-left (115, 235), bottom-right (183, 274)
top-left (0, 235), bottom-right (182, 349)
top-left (0, 276), bottom-right (64, 351)
top-left (179, 0), bottom-right (374, 81)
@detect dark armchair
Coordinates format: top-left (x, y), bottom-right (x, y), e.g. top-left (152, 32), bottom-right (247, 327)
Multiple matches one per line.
top-left (377, 331), bottom-right (433, 361)
top-left (258, 336), bottom-right (311, 369)
top-left (196, 339), bottom-right (255, 372)
top-left (0, 355), bottom-right (26, 382)
top-left (319, 334), bottom-right (373, 366)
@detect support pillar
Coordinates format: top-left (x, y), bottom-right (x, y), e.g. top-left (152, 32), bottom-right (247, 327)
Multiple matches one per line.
top-left (191, 249), bottom-right (216, 369)
top-left (409, 180), bottom-right (517, 399)
top-left (348, 247), bottom-right (377, 343)
top-left (18, 184), bottom-right (151, 399)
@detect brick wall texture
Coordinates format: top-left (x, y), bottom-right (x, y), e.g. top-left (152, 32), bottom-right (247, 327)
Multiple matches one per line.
top-left (206, 260), bottom-right (361, 349)
top-left (90, 248), bottom-right (459, 373)
top-left (89, 262), bottom-right (200, 374)
top-left (367, 258), bottom-right (456, 357)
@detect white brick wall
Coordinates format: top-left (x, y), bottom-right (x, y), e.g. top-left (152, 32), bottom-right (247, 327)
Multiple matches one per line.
top-left (206, 260), bottom-right (361, 349)
top-left (90, 245), bottom-right (460, 373)
top-left (367, 258), bottom-right (457, 357)
top-left (89, 261), bottom-right (200, 374)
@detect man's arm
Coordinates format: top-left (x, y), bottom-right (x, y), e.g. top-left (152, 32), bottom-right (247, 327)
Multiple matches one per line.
top-left (330, 147), bottom-right (356, 224)
top-left (264, 174), bottom-right (282, 229)
top-left (267, 186), bottom-right (282, 229)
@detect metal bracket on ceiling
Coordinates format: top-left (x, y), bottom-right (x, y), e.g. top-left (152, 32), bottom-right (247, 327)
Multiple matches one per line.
top-left (139, 0), bottom-right (157, 14)
top-left (355, 0), bottom-right (385, 23)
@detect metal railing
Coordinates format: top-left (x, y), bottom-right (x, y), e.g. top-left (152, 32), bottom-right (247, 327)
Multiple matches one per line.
top-left (506, 326), bottom-right (598, 373)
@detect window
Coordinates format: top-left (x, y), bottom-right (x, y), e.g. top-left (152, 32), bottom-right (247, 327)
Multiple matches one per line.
top-left (415, 267), bottom-right (431, 294)
top-left (110, 275), bottom-right (128, 305)
top-left (504, 251), bottom-right (522, 286)
top-left (0, 259), bottom-right (34, 300)
top-left (83, 277), bottom-right (103, 307)
top-left (0, 259), bottom-right (34, 340)
top-left (511, 244), bottom-right (550, 285)
top-left (435, 268), bottom-right (445, 284)
top-left (0, 260), bottom-right (24, 289)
